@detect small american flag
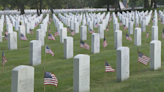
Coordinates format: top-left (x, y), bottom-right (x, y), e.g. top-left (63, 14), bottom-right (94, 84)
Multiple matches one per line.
top-left (30, 29), bottom-right (33, 34)
top-left (49, 21), bottom-right (51, 24)
top-left (67, 27), bottom-right (70, 31)
top-left (49, 27), bottom-right (51, 33)
top-left (103, 37), bottom-right (107, 48)
top-left (138, 51), bottom-right (150, 65)
top-left (120, 21), bottom-right (122, 25)
top-left (106, 28), bottom-right (109, 31)
top-left (2, 51), bottom-right (7, 66)
top-left (123, 25), bottom-right (127, 30)
top-left (48, 33), bottom-right (55, 41)
top-left (71, 30), bottom-right (75, 36)
top-left (54, 31), bottom-right (59, 36)
top-left (46, 45), bottom-right (54, 57)
top-left (146, 32), bottom-right (149, 38)
top-left (126, 34), bottom-right (132, 41)
top-left (149, 23), bottom-right (151, 26)
top-left (159, 17), bottom-right (161, 20)
top-left (5, 31), bottom-right (8, 40)
top-left (162, 29), bottom-right (164, 38)
top-left (95, 23), bottom-right (98, 28)
top-left (80, 40), bottom-right (90, 50)
top-left (136, 24), bottom-right (139, 27)
top-left (105, 61), bottom-right (115, 72)
top-left (161, 20), bottom-right (164, 24)
top-left (44, 71), bottom-right (58, 87)
top-left (89, 29), bottom-right (95, 34)
top-left (20, 34), bottom-right (28, 41)
top-left (35, 23), bottom-right (37, 27)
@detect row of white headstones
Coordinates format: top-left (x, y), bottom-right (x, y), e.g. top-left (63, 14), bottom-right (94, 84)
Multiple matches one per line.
top-left (9, 9), bottom-right (162, 92)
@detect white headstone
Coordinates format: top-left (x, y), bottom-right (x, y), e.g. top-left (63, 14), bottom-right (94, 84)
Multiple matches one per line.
top-left (11, 65), bottom-right (34, 92)
top-left (114, 30), bottom-right (122, 49)
top-left (64, 37), bottom-right (73, 59)
top-left (36, 29), bottom-right (45, 46)
top-left (98, 24), bottom-right (104, 39)
top-left (141, 20), bottom-right (146, 32)
top-left (30, 40), bottom-right (41, 66)
top-left (128, 21), bottom-right (133, 34)
top-left (152, 26), bottom-right (158, 40)
top-left (117, 46), bottom-right (130, 82)
top-left (74, 22), bottom-right (79, 33)
top-left (19, 25), bottom-right (26, 39)
top-left (150, 40), bottom-right (161, 70)
top-left (134, 28), bottom-right (141, 46)
top-left (8, 32), bottom-right (17, 50)
top-left (114, 23), bottom-right (119, 31)
top-left (91, 33), bottom-right (100, 54)
top-left (60, 27), bottom-right (67, 43)
top-left (80, 26), bottom-right (87, 40)
top-left (73, 54), bottom-right (90, 92)
top-left (26, 22), bottom-right (30, 34)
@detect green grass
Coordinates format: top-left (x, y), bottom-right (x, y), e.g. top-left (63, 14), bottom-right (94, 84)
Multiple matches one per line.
top-left (1, 9), bottom-right (164, 92)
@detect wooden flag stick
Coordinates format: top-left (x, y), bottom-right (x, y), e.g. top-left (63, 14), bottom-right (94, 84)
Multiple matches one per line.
top-left (44, 66), bottom-right (45, 92)
top-left (104, 58), bottom-right (106, 92)
top-left (2, 47), bottom-right (4, 73)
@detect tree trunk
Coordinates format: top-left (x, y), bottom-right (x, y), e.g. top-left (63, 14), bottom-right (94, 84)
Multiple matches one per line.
top-left (154, 0), bottom-right (157, 8)
top-left (50, 7), bottom-right (53, 14)
top-left (144, 0), bottom-right (149, 9)
top-left (117, 0), bottom-right (121, 12)
top-left (150, 0), bottom-right (154, 8)
top-left (107, 3), bottom-right (109, 11)
top-left (20, 4), bottom-right (25, 15)
top-left (132, 1), bottom-right (135, 10)
top-left (40, 0), bottom-right (42, 14)
top-left (36, 3), bottom-right (40, 16)
top-left (115, 1), bottom-right (117, 12)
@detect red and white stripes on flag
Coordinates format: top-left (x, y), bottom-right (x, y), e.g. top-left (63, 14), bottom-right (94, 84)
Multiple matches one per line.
top-left (123, 25), bottom-right (127, 30)
top-left (146, 32), bottom-right (149, 38)
top-left (46, 45), bottom-right (54, 57)
top-left (20, 34), bottom-right (28, 41)
top-left (89, 29), bottom-right (95, 34)
top-left (103, 38), bottom-right (107, 48)
top-left (54, 31), bottom-right (59, 36)
top-left (95, 23), bottom-right (98, 28)
top-left (44, 71), bottom-right (58, 87)
top-left (105, 61), bottom-right (115, 72)
top-left (48, 34), bottom-right (55, 41)
top-left (106, 28), bottom-right (109, 32)
top-left (71, 31), bottom-right (75, 36)
top-left (80, 40), bottom-right (90, 50)
top-left (162, 30), bottom-right (164, 38)
top-left (138, 51), bottom-right (150, 65)
top-left (126, 34), bottom-right (132, 41)
top-left (2, 51), bottom-right (7, 66)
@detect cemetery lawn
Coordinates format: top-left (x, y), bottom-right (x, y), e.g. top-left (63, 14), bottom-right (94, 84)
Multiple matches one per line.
top-left (1, 12), bottom-right (164, 92)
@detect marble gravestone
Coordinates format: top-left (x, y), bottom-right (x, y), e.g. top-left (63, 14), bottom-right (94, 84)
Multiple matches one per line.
top-left (30, 40), bottom-right (41, 66)
top-left (134, 28), bottom-right (141, 46)
top-left (74, 22), bottom-right (79, 33)
top-left (19, 25), bottom-right (26, 39)
top-left (150, 40), bottom-right (161, 70)
top-left (117, 46), bottom-right (130, 82)
top-left (64, 37), bottom-right (73, 59)
top-left (8, 32), bottom-right (17, 50)
top-left (7, 24), bottom-right (13, 33)
top-left (80, 26), bottom-right (87, 40)
top-left (114, 23), bottom-right (119, 31)
top-left (26, 22), bottom-right (30, 33)
top-left (15, 21), bottom-right (19, 31)
top-left (152, 26), bottom-right (158, 40)
top-left (128, 21), bottom-right (133, 34)
top-left (60, 27), bottom-right (67, 43)
top-left (91, 33), bottom-right (100, 54)
top-left (70, 20), bottom-right (74, 31)
top-left (98, 24), bottom-right (104, 39)
top-left (36, 29), bottom-right (45, 46)
top-left (141, 20), bottom-right (146, 32)
top-left (114, 30), bottom-right (122, 49)
top-left (39, 24), bottom-right (45, 37)
top-left (11, 65), bottom-right (34, 92)
top-left (73, 54), bottom-right (90, 92)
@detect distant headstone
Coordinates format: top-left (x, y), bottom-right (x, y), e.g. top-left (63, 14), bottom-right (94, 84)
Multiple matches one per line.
top-left (141, 20), bottom-right (146, 32)
top-left (64, 37), bottom-right (73, 59)
top-left (15, 21), bottom-right (19, 31)
top-left (11, 65), bottom-right (34, 92)
top-left (73, 54), bottom-right (90, 92)
top-left (114, 30), bottom-right (122, 49)
top-left (128, 21), bottom-right (133, 34)
top-left (114, 23), bottom-right (119, 31)
top-left (30, 40), bottom-right (41, 66)
top-left (26, 22), bottom-right (30, 33)
top-left (150, 40), bottom-right (161, 70)
top-left (19, 25), bottom-right (26, 39)
top-left (152, 26), bottom-right (158, 40)
top-left (36, 29), bottom-right (45, 46)
top-left (60, 27), bottom-right (67, 43)
top-left (98, 24), bottom-right (104, 39)
top-left (134, 28), bottom-right (141, 46)
top-left (91, 33), bottom-right (100, 54)
top-left (80, 26), bottom-right (87, 40)
top-left (117, 46), bottom-right (130, 82)
top-left (8, 32), bottom-right (17, 50)
top-left (74, 22), bottom-right (79, 33)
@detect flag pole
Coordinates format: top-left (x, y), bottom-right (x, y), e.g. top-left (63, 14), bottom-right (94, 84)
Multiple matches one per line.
top-left (103, 46), bottom-right (106, 92)
top-left (2, 47), bottom-right (4, 73)
top-left (137, 49), bottom-right (140, 79)
top-left (44, 66), bottom-right (45, 92)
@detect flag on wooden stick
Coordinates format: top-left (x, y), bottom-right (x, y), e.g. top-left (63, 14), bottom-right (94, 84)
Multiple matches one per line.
top-left (45, 45), bottom-right (54, 57)
top-left (2, 51), bottom-right (7, 66)
top-left (103, 37), bottom-right (107, 48)
top-left (123, 25), bottom-right (127, 30)
top-left (105, 61), bottom-right (115, 72)
top-left (138, 50), bottom-right (150, 65)
top-left (95, 22), bottom-right (98, 28)
top-left (30, 29), bottom-right (33, 34)
top-left (80, 40), bottom-right (90, 50)
top-left (44, 71), bottom-right (58, 87)
top-left (146, 32), bottom-right (149, 38)
top-left (48, 33), bottom-right (55, 41)
top-left (54, 30), bottom-right (59, 36)
top-left (48, 27), bottom-right (51, 33)
top-left (71, 30), bottom-right (75, 36)
top-left (162, 29), bottom-right (164, 38)
top-left (20, 34), bottom-right (28, 41)
top-left (126, 34), bottom-right (132, 41)
top-left (89, 29), bottom-right (95, 34)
